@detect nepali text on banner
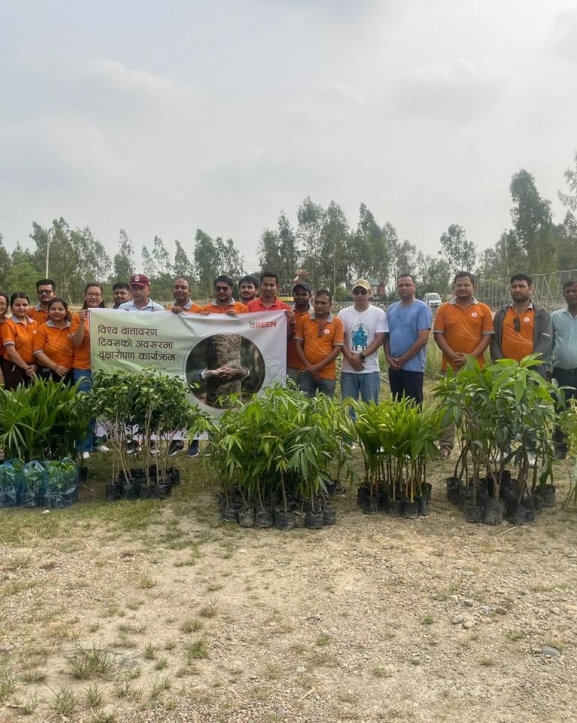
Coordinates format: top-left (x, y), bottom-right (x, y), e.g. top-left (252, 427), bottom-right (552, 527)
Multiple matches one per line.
top-left (89, 309), bottom-right (287, 414)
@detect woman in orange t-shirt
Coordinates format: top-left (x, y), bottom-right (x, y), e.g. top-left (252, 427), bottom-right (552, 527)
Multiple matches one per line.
top-left (69, 283), bottom-right (106, 456)
top-left (1, 292), bottom-right (39, 390)
top-left (33, 298), bottom-right (74, 384)
top-left (0, 292), bottom-right (9, 387)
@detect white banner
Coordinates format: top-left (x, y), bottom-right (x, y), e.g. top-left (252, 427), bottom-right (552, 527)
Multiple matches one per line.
top-left (90, 309), bottom-right (287, 414)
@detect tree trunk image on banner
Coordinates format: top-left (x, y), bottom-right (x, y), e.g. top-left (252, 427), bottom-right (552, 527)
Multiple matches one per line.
top-left (90, 309), bottom-right (287, 415)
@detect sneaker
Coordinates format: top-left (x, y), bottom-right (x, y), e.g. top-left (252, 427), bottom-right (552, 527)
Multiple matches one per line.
top-left (95, 445), bottom-right (111, 453)
top-left (527, 452), bottom-right (537, 468)
top-left (554, 448), bottom-right (567, 461)
top-left (168, 440), bottom-right (185, 457)
top-left (82, 451), bottom-right (91, 460)
top-left (127, 441), bottom-right (140, 456)
top-left (187, 440), bottom-right (200, 457)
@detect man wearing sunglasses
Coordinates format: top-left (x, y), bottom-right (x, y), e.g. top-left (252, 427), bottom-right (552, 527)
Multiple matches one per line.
top-left (29, 279), bottom-right (56, 323)
top-left (490, 273), bottom-right (551, 377)
top-left (202, 276), bottom-right (249, 316)
top-left (338, 279), bottom-right (387, 406)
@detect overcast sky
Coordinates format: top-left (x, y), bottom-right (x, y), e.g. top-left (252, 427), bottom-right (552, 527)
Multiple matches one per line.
top-left (1, 0), bottom-right (576, 271)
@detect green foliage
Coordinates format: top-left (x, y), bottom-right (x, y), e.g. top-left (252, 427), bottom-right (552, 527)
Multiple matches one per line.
top-left (439, 224), bottom-right (476, 278)
top-left (560, 151), bottom-right (577, 211)
top-left (207, 385), bottom-right (350, 510)
top-left (31, 218), bottom-right (112, 300)
top-left (258, 211), bottom-right (298, 288)
top-left (434, 355), bottom-right (557, 497)
top-left (0, 379), bottom-right (91, 462)
top-left (89, 369), bottom-right (214, 484)
top-left (345, 397), bottom-right (443, 501)
top-left (112, 229), bottom-right (134, 283)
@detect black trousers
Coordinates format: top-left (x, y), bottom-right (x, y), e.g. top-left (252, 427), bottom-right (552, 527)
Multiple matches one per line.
top-left (552, 367), bottom-right (577, 453)
top-left (388, 368), bottom-right (424, 405)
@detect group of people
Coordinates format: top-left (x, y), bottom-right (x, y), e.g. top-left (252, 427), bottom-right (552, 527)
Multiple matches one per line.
top-left (434, 271), bottom-right (575, 460)
top-left (0, 268), bottom-right (574, 460)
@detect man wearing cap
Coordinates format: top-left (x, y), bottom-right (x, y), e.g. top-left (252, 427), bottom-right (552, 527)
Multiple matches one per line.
top-left (287, 281), bottom-right (312, 384)
top-left (118, 274), bottom-right (164, 312)
top-left (338, 279), bottom-right (387, 406)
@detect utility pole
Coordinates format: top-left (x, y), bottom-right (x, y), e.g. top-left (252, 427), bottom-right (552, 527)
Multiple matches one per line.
top-left (45, 228), bottom-right (54, 277)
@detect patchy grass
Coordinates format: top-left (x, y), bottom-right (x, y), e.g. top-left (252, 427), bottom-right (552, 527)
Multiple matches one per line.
top-left (67, 645), bottom-right (116, 680)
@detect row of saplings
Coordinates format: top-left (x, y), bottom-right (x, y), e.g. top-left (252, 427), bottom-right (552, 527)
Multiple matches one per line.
top-left (209, 355), bottom-right (572, 529)
top-left (26, 358), bottom-right (568, 528)
top-left (436, 355), bottom-right (566, 525)
top-left (0, 380), bottom-right (89, 509)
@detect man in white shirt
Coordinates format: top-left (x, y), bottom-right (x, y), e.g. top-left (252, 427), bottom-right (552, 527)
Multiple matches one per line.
top-left (338, 279), bottom-right (387, 406)
top-left (118, 274), bottom-right (164, 312)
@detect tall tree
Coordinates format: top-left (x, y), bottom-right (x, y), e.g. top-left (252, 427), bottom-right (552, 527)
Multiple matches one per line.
top-left (438, 224), bottom-right (477, 276)
top-left (349, 204), bottom-right (389, 282)
top-left (258, 211), bottom-right (297, 287)
top-left (509, 169), bottom-right (558, 273)
top-left (151, 236), bottom-right (172, 276)
top-left (297, 197), bottom-right (325, 291)
top-left (141, 245), bottom-right (156, 279)
top-left (113, 229), bottom-right (134, 282)
top-left (173, 240), bottom-right (195, 280)
top-left (559, 151), bottom-right (577, 211)
top-left (30, 219), bottom-right (111, 301)
top-left (319, 201), bottom-right (351, 294)
top-left (277, 212), bottom-right (298, 286)
top-left (416, 253), bottom-right (451, 296)
top-left (216, 238), bottom-right (244, 280)
top-left (258, 229), bottom-right (282, 275)
top-left (193, 230), bottom-right (220, 297)
top-left (388, 234), bottom-right (418, 290)
top-left (0, 233), bottom-right (12, 289)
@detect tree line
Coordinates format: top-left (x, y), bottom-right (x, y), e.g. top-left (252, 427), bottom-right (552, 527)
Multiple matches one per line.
top-left (1, 152), bottom-right (576, 303)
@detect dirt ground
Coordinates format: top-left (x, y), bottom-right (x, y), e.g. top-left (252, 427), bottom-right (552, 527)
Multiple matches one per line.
top-left (1, 454), bottom-right (577, 723)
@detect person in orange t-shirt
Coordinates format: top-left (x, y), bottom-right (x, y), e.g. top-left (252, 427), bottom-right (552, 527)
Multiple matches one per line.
top-left (295, 290), bottom-right (344, 398)
top-left (167, 277), bottom-right (207, 456)
top-left (1, 292), bottom-right (39, 389)
top-left (69, 283), bottom-right (106, 457)
top-left (202, 276), bottom-right (249, 315)
top-left (168, 277), bottom-right (205, 315)
top-left (490, 273), bottom-right (552, 378)
top-left (434, 272), bottom-right (494, 457)
top-left (247, 272), bottom-right (290, 312)
top-left (28, 279), bottom-right (56, 324)
top-left (0, 292), bottom-right (9, 387)
top-left (33, 298), bottom-right (74, 383)
top-left (287, 282), bottom-right (312, 384)
top-left (434, 272), bottom-right (494, 372)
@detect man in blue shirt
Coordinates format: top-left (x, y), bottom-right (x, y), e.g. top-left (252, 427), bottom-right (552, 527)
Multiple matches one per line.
top-left (551, 279), bottom-right (577, 459)
top-left (384, 274), bottom-right (432, 404)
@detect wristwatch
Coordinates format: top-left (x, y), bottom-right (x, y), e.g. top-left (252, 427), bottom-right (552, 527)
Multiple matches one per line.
top-left (359, 354), bottom-right (366, 361)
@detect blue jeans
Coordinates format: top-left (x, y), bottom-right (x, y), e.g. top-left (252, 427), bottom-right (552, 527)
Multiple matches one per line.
top-left (341, 371), bottom-right (381, 421)
top-left (299, 372), bottom-right (336, 399)
top-left (341, 372), bottom-right (381, 404)
top-left (73, 369), bottom-right (94, 453)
